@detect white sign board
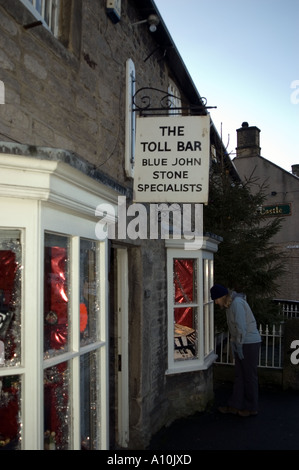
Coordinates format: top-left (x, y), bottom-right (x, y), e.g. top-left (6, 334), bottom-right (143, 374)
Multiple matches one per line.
top-left (133, 115), bottom-right (210, 203)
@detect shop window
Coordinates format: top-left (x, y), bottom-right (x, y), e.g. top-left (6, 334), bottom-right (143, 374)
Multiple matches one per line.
top-left (44, 361), bottom-right (70, 450)
top-left (166, 239), bottom-right (217, 373)
top-left (80, 351), bottom-right (99, 450)
top-left (79, 242), bottom-right (101, 449)
top-left (80, 239), bottom-right (98, 346)
top-left (0, 230), bottom-right (22, 368)
top-left (44, 233), bottom-right (70, 357)
top-left (174, 258), bottom-right (198, 360)
top-left (0, 154), bottom-right (112, 449)
top-left (0, 226), bottom-right (107, 449)
top-left (19, 0), bottom-right (60, 36)
top-left (43, 232), bottom-right (104, 450)
top-left (0, 230), bottom-right (22, 450)
top-left (0, 376), bottom-right (21, 449)
top-left (203, 258), bottom-right (214, 356)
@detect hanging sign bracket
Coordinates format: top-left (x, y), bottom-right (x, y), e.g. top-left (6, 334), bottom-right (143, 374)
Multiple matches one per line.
top-left (132, 87), bottom-right (216, 116)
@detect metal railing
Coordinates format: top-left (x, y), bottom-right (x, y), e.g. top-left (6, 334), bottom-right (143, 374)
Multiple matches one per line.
top-left (274, 299), bottom-right (299, 319)
top-left (215, 323), bottom-right (283, 369)
top-left (215, 300), bottom-right (299, 369)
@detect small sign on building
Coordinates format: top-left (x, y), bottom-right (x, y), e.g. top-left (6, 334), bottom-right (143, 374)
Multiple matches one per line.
top-left (133, 115), bottom-right (210, 203)
top-left (261, 203), bottom-right (292, 216)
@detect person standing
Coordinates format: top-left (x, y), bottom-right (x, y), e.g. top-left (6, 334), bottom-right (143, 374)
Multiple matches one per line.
top-left (211, 284), bottom-right (261, 417)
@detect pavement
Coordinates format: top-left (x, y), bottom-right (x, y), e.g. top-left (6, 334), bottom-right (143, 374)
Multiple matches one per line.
top-left (148, 381), bottom-right (299, 452)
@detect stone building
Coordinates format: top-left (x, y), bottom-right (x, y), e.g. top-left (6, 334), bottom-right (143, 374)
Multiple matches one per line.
top-left (234, 122), bottom-right (299, 302)
top-left (0, 0), bottom-right (237, 450)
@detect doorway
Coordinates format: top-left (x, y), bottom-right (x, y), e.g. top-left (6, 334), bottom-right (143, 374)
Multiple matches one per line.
top-left (109, 246), bottom-right (129, 448)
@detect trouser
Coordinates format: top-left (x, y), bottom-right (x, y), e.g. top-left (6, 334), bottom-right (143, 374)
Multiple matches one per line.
top-left (228, 342), bottom-right (261, 411)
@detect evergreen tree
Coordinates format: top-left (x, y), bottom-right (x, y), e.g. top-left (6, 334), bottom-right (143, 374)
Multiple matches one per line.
top-left (204, 165), bottom-right (286, 328)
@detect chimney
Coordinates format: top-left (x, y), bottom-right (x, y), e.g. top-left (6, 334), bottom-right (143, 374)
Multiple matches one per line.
top-left (292, 164), bottom-right (299, 177)
top-left (236, 122), bottom-right (261, 158)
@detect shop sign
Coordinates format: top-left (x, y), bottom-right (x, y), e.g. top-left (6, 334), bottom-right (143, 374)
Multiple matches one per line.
top-left (261, 203), bottom-right (291, 216)
top-left (133, 115), bottom-right (210, 203)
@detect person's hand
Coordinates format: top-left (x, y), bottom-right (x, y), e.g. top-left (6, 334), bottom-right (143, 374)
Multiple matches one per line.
top-left (235, 343), bottom-right (244, 360)
top-left (231, 342), bottom-right (244, 360)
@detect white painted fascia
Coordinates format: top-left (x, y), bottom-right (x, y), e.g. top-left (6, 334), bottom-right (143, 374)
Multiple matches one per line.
top-left (0, 153), bottom-right (119, 220)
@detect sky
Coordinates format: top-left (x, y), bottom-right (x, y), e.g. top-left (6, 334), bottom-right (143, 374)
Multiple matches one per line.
top-left (154, 0), bottom-right (299, 173)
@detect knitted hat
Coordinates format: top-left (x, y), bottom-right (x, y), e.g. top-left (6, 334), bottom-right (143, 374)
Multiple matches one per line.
top-left (210, 284), bottom-right (228, 300)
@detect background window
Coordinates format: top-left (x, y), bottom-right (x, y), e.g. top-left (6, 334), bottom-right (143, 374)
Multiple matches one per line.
top-left (20, 0), bottom-right (60, 36)
top-left (168, 79), bottom-right (182, 116)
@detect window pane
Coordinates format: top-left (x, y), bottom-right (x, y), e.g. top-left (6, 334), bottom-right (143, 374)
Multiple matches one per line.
top-left (80, 351), bottom-right (100, 450)
top-left (44, 234), bottom-right (69, 357)
top-left (203, 258), bottom-right (214, 356)
top-left (0, 230), bottom-right (22, 367)
top-left (49, 0), bottom-right (60, 35)
top-left (0, 375), bottom-right (21, 449)
top-left (35, 0), bottom-right (42, 15)
top-left (44, 1), bottom-right (50, 26)
top-left (20, 0), bottom-right (60, 36)
top-left (80, 240), bottom-right (98, 345)
top-left (174, 259), bottom-right (197, 305)
top-left (44, 361), bottom-right (70, 450)
top-left (174, 317), bottom-right (196, 360)
top-left (173, 259), bottom-right (198, 361)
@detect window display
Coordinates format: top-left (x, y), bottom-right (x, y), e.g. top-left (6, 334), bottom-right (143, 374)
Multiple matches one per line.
top-left (43, 234), bottom-right (103, 449)
top-left (44, 234), bottom-right (69, 357)
top-left (80, 351), bottom-right (99, 450)
top-left (0, 155), bottom-right (110, 449)
top-left (0, 231), bottom-right (22, 367)
top-left (80, 239), bottom-right (99, 346)
top-left (44, 362), bottom-right (70, 450)
top-left (0, 376), bottom-right (21, 450)
top-left (167, 239), bottom-right (217, 372)
top-left (0, 232), bottom-right (22, 449)
top-left (173, 259), bottom-right (197, 360)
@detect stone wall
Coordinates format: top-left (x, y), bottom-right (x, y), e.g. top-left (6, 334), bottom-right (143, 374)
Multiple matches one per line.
top-left (0, 0), bottom-right (168, 186)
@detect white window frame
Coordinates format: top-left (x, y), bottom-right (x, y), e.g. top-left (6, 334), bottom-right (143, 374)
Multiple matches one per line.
top-left (0, 154), bottom-right (118, 449)
top-left (19, 0), bottom-right (60, 36)
top-left (168, 79), bottom-right (182, 116)
top-left (41, 227), bottom-right (107, 450)
top-left (0, 80), bottom-right (4, 104)
top-left (166, 238), bottom-right (218, 374)
top-left (125, 58), bottom-right (136, 178)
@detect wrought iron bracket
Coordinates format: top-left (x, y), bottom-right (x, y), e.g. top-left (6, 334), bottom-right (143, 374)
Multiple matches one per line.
top-left (132, 87), bottom-right (216, 116)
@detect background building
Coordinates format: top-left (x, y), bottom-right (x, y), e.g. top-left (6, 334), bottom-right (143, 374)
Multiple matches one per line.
top-left (234, 122), bottom-right (299, 302)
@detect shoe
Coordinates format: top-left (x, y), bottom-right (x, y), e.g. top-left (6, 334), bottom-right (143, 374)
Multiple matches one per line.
top-left (237, 410), bottom-right (250, 417)
top-left (238, 410), bottom-right (258, 417)
top-left (218, 406), bottom-right (238, 415)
